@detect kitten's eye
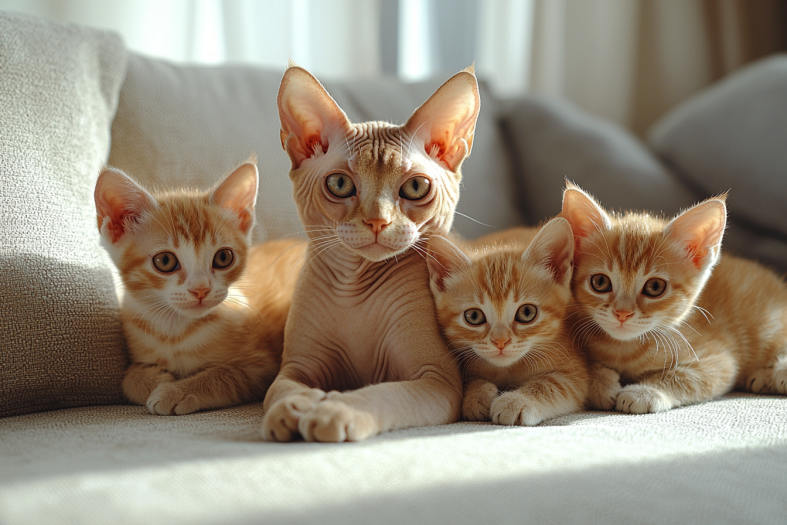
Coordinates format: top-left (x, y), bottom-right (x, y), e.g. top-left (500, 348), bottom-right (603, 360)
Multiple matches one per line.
top-left (213, 248), bottom-right (234, 269)
top-left (642, 278), bottom-right (667, 298)
top-left (399, 176), bottom-right (431, 201)
top-left (515, 304), bottom-right (538, 324)
top-left (590, 274), bottom-right (612, 293)
top-left (152, 251), bottom-right (179, 273)
top-left (326, 173), bottom-right (356, 198)
top-left (463, 308), bottom-right (487, 326)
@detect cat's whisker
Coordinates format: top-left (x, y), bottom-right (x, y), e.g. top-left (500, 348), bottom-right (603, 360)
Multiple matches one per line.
top-left (454, 211), bottom-right (494, 228)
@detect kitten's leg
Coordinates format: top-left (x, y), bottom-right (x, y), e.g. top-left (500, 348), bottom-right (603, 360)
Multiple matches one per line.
top-left (586, 362), bottom-right (622, 411)
top-left (490, 370), bottom-right (587, 426)
top-left (616, 352), bottom-right (737, 414)
top-left (122, 363), bottom-right (174, 406)
top-left (147, 364), bottom-right (273, 416)
top-left (296, 372), bottom-right (462, 442)
top-left (462, 379), bottom-right (498, 421)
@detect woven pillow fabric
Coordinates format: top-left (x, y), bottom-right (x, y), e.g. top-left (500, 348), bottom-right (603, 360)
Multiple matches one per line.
top-left (0, 12), bottom-right (128, 417)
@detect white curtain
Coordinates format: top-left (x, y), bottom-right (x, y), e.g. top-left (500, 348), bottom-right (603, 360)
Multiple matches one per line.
top-left (4, 0), bottom-right (782, 133)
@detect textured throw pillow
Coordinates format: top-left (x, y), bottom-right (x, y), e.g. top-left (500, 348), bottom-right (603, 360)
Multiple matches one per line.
top-left (109, 56), bottom-right (522, 241)
top-left (649, 54), bottom-right (787, 273)
top-left (501, 96), bottom-right (698, 224)
top-left (0, 13), bottom-right (128, 417)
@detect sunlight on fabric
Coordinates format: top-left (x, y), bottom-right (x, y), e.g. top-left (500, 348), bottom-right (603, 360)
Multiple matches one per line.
top-left (1, 424), bottom-right (779, 525)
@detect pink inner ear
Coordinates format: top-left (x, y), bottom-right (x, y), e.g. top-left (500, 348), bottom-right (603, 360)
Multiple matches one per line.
top-left (95, 169), bottom-right (152, 244)
top-left (278, 67), bottom-right (352, 169)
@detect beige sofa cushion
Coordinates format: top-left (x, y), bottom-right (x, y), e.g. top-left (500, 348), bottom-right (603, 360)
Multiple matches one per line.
top-left (109, 54), bottom-right (522, 243)
top-left (0, 12), bottom-right (128, 417)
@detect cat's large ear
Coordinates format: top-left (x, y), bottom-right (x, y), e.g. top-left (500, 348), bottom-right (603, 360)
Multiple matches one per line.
top-left (664, 197), bottom-right (727, 268)
top-left (95, 168), bottom-right (156, 244)
top-left (523, 218), bottom-right (575, 285)
top-left (561, 183), bottom-right (612, 243)
top-left (278, 65), bottom-right (353, 170)
top-left (210, 161), bottom-right (259, 236)
top-left (426, 235), bottom-right (472, 292)
top-left (403, 66), bottom-right (480, 172)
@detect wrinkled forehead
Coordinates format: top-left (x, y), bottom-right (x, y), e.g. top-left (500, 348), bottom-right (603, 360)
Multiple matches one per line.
top-left (347, 122), bottom-right (416, 179)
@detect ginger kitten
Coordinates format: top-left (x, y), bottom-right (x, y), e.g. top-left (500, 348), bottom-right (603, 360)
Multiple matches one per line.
top-left (427, 220), bottom-right (590, 426)
top-left (563, 183), bottom-right (787, 413)
top-left (261, 65), bottom-right (480, 442)
top-left (95, 161), bottom-right (305, 415)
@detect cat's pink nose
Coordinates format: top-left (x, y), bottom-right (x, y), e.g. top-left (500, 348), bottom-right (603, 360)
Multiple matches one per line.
top-left (491, 338), bottom-right (511, 350)
top-left (364, 218), bottom-right (389, 235)
top-left (189, 287), bottom-right (211, 301)
top-left (614, 310), bottom-right (634, 322)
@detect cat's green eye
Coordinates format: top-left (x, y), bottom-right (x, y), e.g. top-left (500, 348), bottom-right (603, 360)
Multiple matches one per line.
top-left (590, 274), bottom-right (612, 293)
top-left (642, 278), bottom-right (667, 298)
top-left (515, 304), bottom-right (538, 324)
top-left (152, 251), bottom-right (179, 273)
top-left (326, 173), bottom-right (356, 198)
top-left (464, 308), bottom-right (487, 326)
top-left (213, 248), bottom-right (234, 269)
top-left (399, 176), bottom-right (431, 201)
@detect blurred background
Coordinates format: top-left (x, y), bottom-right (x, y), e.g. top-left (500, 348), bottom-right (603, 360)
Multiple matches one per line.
top-left (3, 0), bottom-right (786, 137)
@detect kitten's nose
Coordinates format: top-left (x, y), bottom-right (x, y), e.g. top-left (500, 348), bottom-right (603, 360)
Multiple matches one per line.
top-left (491, 337), bottom-right (511, 350)
top-left (189, 287), bottom-right (211, 300)
top-left (364, 218), bottom-right (389, 235)
top-left (614, 310), bottom-right (634, 322)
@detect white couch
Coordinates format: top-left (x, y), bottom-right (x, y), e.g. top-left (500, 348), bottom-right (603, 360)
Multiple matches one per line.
top-left (2, 12), bottom-right (786, 525)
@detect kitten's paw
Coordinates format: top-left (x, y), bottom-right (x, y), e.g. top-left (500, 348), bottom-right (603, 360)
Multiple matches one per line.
top-left (147, 382), bottom-right (194, 415)
top-left (490, 392), bottom-right (545, 426)
top-left (298, 400), bottom-right (378, 442)
top-left (462, 380), bottom-right (498, 421)
top-left (772, 365), bottom-right (787, 395)
top-left (746, 367), bottom-right (773, 394)
top-left (588, 364), bottom-right (622, 411)
top-left (261, 389), bottom-right (326, 442)
top-left (616, 384), bottom-right (673, 414)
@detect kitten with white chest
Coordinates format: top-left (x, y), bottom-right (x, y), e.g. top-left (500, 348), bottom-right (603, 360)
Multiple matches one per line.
top-left (563, 183), bottom-right (787, 413)
top-left (95, 161), bottom-right (305, 415)
top-left (427, 220), bottom-right (590, 426)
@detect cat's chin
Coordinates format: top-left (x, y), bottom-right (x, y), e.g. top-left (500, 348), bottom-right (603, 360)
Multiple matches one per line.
top-left (176, 303), bottom-right (219, 319)
top-left (600, 323), bottom-right (651, 342)
top-left (351, 243), bottom-right (410, 263)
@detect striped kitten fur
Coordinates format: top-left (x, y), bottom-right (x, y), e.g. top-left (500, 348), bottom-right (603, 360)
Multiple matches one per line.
top-left (563, 183), bottom-right (787, 414)
top-left (95, 161), bottom-right (305, 415)
top-left (427, 219), bottom-right (590, 426)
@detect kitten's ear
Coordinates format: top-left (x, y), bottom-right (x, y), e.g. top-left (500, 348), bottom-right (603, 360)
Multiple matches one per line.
top-left (426, 235), bottom-right (472, 292)
top-left (524, 218), bottom-right (575, 285)
top-left (210, 161), bottom-right (259, 236)
top-left (278, 66), bottom-right (353, 170)
top-left (403, 68), bottom-right (480, 172)
top-left (94, 168), bottom-right (156, 244)
top-left (664, 197), bottom-right (727, 268)
top-left (561, 183), bottom-right (612, 242)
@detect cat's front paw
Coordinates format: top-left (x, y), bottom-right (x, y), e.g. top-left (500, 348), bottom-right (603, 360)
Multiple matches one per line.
top-left (261, 389), bottom-right (327, 442)
top-left (746, 367), bottom-right (773, 394)
top-left (588, 363), bottom-right (622, 411)
top-left (490, 392), bottom-right (545, 426)
top-left (147, 382), bottom-right (199, 415)
top-left (462, 380), bottom-right (498, 421)
top-left (298, 400), bottom-right (378, 442)
top-left (616, 384), bottom-right (673, 414)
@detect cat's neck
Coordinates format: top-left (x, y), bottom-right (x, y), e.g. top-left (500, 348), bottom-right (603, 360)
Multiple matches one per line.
top-left (306, 240), bottom-right (424, 296)
top-left (123, 294), bottom-right (219, 337)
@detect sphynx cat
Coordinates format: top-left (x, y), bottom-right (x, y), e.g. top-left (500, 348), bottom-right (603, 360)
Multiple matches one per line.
top-left (261, 65), bottom-right (481, 442)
